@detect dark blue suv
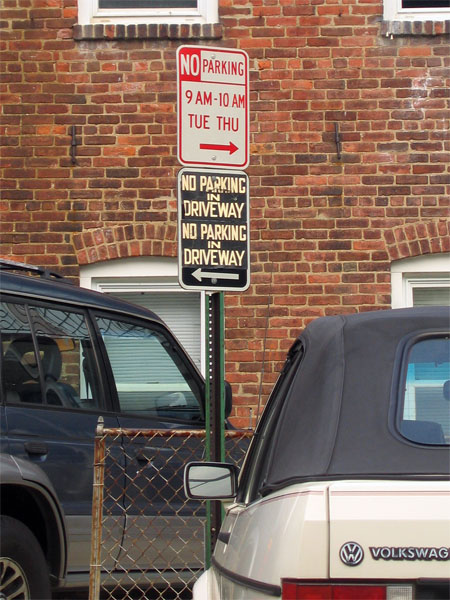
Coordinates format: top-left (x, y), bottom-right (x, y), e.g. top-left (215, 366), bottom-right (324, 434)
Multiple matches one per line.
top-left (0, 260), bottom-right (213, 599)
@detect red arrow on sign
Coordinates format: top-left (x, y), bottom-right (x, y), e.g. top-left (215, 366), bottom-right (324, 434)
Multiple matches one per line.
top-left (199, 141), bottom-right (238, 155)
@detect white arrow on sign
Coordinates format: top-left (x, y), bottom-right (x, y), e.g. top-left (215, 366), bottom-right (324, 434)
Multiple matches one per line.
top-left (192, 268), bottom-right (240, 282)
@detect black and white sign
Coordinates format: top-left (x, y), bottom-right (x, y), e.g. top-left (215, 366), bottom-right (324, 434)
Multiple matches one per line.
top-left (178, 168), bottom-right (250, 291)
top-left (177, 45), bottom-right (249, 170)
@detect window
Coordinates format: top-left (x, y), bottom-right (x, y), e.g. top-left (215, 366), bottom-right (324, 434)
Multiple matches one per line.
top-left (96, 315), bottom-right (202, 421)
top-left (80, 258), bottom-right (205, 373)
top-left (77, 0), bottom-right (218, 26)
top-left (399, 336), bottom-right (450, 445)
top-left (391, 254), bottom-right (450, 308)
top-left (384, 0), bottom-right (450, 21)
top-left (0, 301), bottom-right (101, 410)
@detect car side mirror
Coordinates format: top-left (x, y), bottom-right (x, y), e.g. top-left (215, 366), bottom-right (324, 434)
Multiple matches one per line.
top-left (184, 462), bottom-right (239, 500)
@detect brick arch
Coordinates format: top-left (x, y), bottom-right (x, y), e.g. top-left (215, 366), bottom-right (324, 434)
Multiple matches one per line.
top-left (383, 220), bottom-right (450, 262)
top-left (73, 223), bottom-right (177, 266)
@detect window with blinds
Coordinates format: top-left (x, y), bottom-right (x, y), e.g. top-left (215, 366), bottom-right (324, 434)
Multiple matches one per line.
top-left (402, 0), bottom-right (450, 7)
top-left (95, 315), bottom-right (202, 420)
top-left (413, 287), bottom-right (450, 306)
top-left (80, 259), bottom-right (205, 379)
top-left (98, 0), bottom-right (196, 8)
top-left (108, 291), bottom-right (202, 370)
top-left (384, 0), bottom-right (450, 20)
top-left (77, 0), bottom-right (218, 26)
top-left (391, 253), bottom-right (450, 308)
top-left (400, 336), bottom-right (450, 445)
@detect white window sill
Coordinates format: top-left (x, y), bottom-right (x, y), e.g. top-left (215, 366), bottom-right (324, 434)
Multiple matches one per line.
top-left (73, 21), bottom-right (222, 39)
top-left (381, 19), bottom-right (450, 37)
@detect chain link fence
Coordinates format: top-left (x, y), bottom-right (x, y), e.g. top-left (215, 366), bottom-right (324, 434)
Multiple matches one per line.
top-left (89, 425), bottom-right (252, 600)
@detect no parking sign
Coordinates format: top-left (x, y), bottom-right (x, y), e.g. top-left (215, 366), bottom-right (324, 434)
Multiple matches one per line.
top-left (177, 167), bottom-right (250, 291)
top-left (177, 45), bottom-right (250, 170)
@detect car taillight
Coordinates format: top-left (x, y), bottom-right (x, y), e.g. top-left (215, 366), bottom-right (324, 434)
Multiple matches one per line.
top-left (282, 581), bottom-right (413, 600)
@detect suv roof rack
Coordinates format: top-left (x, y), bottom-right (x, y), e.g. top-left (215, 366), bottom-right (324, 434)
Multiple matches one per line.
top-left (0, 258), bottom-right (65, 281)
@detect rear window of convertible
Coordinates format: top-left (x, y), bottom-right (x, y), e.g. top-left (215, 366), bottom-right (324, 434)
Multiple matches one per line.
top-left (399, 335), bottom-right (450, 446)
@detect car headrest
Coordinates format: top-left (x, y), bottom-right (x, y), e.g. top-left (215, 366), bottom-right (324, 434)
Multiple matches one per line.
top-left (3, 336), bottom-right (39, 384)
top-left (38, 337), bottom-right (62, 381)
top-left (444, 380), bottom-right (450, 402)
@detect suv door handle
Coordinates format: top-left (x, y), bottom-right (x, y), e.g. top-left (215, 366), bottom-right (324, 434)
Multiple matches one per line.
top-left (24, 442), bottom-right (48, 456)
top-left (134, 448), bottom-right (169, 470)
top-left (135, 448), bottom-right (154, 463)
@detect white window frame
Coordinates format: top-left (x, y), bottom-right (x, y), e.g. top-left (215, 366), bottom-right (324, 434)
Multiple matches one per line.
top-left (79, 257), bottom-right (206, 375)
top-left (384, 0), bottom-right (450, 22)
top-left (78, 0), bottom-right (218, 26)
top-left (391, 253), bottom-right (450, 308)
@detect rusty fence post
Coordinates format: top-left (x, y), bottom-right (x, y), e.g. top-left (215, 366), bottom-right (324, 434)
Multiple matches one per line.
top-left (89, 416), bottom-right (105, 600)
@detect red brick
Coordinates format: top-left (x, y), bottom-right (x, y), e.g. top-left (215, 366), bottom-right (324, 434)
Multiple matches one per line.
top-left (1, 0), bottom-right (449, 417)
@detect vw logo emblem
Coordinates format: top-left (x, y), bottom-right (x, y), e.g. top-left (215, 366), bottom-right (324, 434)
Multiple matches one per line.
top-left (340, 542), bottom-right (364, 566)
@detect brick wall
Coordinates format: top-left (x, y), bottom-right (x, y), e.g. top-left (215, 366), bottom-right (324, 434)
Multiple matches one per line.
top-left (1, 0), bottom-right (449, 426)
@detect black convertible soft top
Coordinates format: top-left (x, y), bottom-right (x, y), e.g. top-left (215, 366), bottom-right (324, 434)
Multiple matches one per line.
top-left (263, 306), bottom-right (450, 490)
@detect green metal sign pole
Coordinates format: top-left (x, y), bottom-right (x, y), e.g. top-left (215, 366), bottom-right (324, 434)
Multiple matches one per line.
top-left (204, 291), bottom-right (225, 568)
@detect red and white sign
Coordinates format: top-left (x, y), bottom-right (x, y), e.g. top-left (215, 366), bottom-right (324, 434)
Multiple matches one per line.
top-left (177, 45), bottom-right (249, 170)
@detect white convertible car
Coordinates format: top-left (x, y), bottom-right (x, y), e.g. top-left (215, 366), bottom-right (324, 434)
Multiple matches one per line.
top-left (185, 307), bottom-right (450, 600)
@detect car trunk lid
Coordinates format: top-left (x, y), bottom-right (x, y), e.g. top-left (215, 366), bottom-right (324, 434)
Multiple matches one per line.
top-left (328, 480), bottom-right (450, 579)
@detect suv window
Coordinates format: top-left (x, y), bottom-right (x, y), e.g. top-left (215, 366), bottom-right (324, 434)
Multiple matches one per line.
top-left (1, 301), bottom-right (102, 410)
top-left (399, 336), bottom-right (450, 445)
top-left (95, 315), bottom-right (203, 422)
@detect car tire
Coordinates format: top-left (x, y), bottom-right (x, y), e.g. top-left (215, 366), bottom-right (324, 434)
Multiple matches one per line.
top-left (0, 515), bottom-right (52, 600)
